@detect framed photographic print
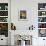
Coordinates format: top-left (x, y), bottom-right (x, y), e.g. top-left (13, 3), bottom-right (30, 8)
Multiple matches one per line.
top-left (18, 10), bottom-right (28, 21)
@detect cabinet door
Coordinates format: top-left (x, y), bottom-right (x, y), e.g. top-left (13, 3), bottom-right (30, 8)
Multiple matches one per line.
top-left (38, 38), bottom-right (46, 46)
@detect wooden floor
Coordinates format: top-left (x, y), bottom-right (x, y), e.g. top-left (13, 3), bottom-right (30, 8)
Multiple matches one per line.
top-left (0, 45), bottom-right (8, 46)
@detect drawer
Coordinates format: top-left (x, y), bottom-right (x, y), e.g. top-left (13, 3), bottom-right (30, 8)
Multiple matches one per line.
top-left (0, 37), bottom-right (8, 45)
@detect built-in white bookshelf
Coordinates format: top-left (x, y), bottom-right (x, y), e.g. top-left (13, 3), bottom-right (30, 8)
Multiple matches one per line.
top-left (38, 3), bottom-right (46, 37)
top-left (0, 3), bottom-right (8, 37)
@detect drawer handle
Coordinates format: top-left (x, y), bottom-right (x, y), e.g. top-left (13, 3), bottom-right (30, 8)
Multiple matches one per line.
top-left (1, 39), bottom-right (3, 40)
top-left (43, 39), bottom-right (45, 40)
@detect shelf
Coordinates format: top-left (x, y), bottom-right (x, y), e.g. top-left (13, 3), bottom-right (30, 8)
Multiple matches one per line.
top-left (38, 10), bottom-right (46, 11)
top-left (0, 16), bottom-right (8, 17)
top-left (38, 15), bottom-right (46, 17)
top-left (38, 28), bottom-right (46, 29)
top-left (0, 10), bottom-right (8, 11)
top-left (0, 22), bottom-right (8, 23)
top-left (38, 22), bottom-right (46, 23)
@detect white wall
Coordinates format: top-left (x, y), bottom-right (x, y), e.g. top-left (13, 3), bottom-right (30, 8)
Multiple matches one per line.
top-left (11, 0), bottom-right (38, 30)
top-left (11, 0), bottom-right (46, 46)
top-left (11, 1), bottom-right (38, 46)
top-left (11, 0), bottom-right (46, 30)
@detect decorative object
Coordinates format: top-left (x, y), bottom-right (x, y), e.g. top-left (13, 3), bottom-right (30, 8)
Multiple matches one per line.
top-left (11, 23), bottom-right (16, 30)
top-left (5, 6), bottom-right (8, 10)
top-left (38, 3), bottom-right (46, 10)
top-left (42, 12), bottom-right (45, 15)
top-left (38, 17), bottom-right (46, 22)
top-left (15, 35), bottom-right (32, 46)
top-left (38, 11), bottom-right (46, 16)
top-left (0, 11), bottom-right (8, 16)
top-left (0, 3), bottom-right (8, 10)
top-left (38, 23), bottom-right (46, 28)
top-left (18, 10), bottom-right (28, 21)
top-left (0, 6), bottom-right (1, 10)
top-left (0, 23), bottom-right (8, 30)
top-left (39, 29), bottom-right (46, 37)
top-left (29, 25), bottom-right (35, 30)
top-left (17, 40), bottom-right (21, 45)
top-left (0, 17), bottom-right (8, 22)
top-left (20, 10), bottom-right (26, 19)
top-left (0, 23), bottom-right (8, 37)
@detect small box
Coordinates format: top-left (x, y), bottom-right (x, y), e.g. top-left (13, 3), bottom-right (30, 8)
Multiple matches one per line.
top-left (0, 6), bottom-right (1, 10)
top-left (5, 6), bottom-right (8, 10)
top-left (42, 12), bottom-right (45, 14)
top-left (45, 6), bottom-right (46, 8)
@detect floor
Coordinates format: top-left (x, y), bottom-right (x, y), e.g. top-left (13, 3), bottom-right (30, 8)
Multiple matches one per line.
top-left (0, 45), bottom-right (8, 46)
